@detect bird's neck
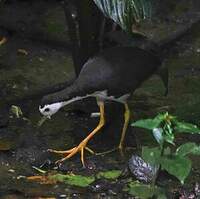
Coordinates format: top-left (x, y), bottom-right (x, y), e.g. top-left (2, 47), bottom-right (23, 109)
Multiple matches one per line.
top-left (62, 96), bottom-right (88, 106)
top-left (46, 82), bottom-right (80, 104)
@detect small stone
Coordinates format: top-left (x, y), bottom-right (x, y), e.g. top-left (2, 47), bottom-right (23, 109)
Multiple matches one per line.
top-left (16, 175), bottom-right (26, 179)
top-left (8, 169), bottom-right (15, 173)
top-left (128, 155), bottom-right (158, 183)
top-left (196, 48), bottom-right (200, 53)
top-left (59, 194), bottom-right (67, 198)
top-left (39, 57), bottom-right (44, 62)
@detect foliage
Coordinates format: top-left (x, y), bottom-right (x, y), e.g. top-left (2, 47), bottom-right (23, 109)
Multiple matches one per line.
top-left (10, 105), bottom-right (23, 118)
top-left (96, 170), bottom-right (121, 179)
top-left (28, 170), bottom-right (121, 188)
top-left (132, 112), bottom-right (200, 184)
top-left (49, 173), bottom-right (95, 187)
top-left (93, 0), bottom-right (153, 33)
top-left (125, 181), bottom-right (167, 199)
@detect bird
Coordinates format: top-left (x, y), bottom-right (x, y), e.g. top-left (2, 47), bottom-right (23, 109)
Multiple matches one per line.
top-left (39, 46), bottom-right (164, 167)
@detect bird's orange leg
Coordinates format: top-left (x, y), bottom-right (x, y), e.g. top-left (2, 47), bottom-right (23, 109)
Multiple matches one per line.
top-left (118, 103), bottom-right (130, 154)
top-left (48, 101), bottom-right (105, 167)
top-left (96, 103), bottom-right (130, 156)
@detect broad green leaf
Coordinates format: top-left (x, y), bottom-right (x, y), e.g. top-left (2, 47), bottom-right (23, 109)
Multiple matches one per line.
top-left (132, 118), bottom-right (161, 130)
top-left (164, 147), bottom-right (171, 155)
top-left (160, 156), bottom-right (192, 184)
top-left (176, 142), bottom-right (200, 156)
top-left (97, 170), bottom-right (121, 180)
top-left (49, 174), bottom-right (95, 187)
top-left (126, 181), bottom-right (167, 199)
top-left (93, 0), bottom-right (153, 33)
top-left (175, 121), bottom-right (200, 134)
top-left (163, 132), bottom-right (175, 145)
top-left (154, 113), bottom-right (166, 122)
top-left (142, 146), bottom-right (161, 166)
top-left (132, 113), bottom-right (165, 130)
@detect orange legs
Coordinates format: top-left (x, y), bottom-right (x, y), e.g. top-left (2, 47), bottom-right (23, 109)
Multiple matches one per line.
top-left (48, 100), bottom-right (105, 167)
top-left (96, 102), bottom-right (130, 156)
top-left (48, 101), bottom-right (130, 166)
top-left (118, 103), bottom-right (130, 153)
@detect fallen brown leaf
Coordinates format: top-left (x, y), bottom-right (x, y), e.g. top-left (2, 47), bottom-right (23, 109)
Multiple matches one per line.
top-left (26, 175), bottom-right (56, 184)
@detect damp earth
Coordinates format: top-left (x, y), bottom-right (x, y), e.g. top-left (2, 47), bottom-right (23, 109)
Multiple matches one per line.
top-left (0, 0), bottom-right (200, 198)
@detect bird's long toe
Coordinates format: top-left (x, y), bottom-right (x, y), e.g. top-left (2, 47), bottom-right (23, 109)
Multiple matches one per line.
top-left (48, 141), bottom-right (94, 167)
top-left (47, 147), bottom-right (76, 154)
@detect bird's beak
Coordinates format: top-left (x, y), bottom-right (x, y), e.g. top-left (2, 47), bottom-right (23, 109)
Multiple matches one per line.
top-left (37, 115), bottom-right (51, 127)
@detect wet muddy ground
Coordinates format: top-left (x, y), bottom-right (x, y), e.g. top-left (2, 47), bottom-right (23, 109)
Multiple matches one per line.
top-left (0, 1), bottom-right (200, 198)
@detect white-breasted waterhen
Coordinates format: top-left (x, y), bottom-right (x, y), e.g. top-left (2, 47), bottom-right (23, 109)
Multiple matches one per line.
top-left (39, 46), bottom-right (163, 167)
top-left (39, 15), bottom-right (200, 166)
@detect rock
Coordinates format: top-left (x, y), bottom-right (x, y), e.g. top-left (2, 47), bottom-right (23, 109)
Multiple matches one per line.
top-left (128, 155), bottom-right (159, 183)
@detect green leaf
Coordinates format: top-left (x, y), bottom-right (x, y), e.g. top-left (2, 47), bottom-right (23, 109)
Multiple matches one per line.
top-left (163, 131), bottom-right (175, 145)
top-left (164, 147), bottom-right (171, 155)
top-left (176, 142), bottom-right (200, 156)
top-left (126, 181), bottom-right (167, 199)
top-left (132, 118), bottom-right (161, 130)
top-left (162, 123), bottom-right (175, 145)
top-left (175, 121), bottom-right (200, 134)
top-left (160, 156), bottom-right (192, 184)
top-left (154, 113), bottom-right (166, 122)
top-left (49, 174), bottom-right (95, 187)
top-left (96, 170), bottom-right (121, 180)
top-left (142, 146), bottom-right (161, 166)
top-left (93, 0), bottom-right (153, 33)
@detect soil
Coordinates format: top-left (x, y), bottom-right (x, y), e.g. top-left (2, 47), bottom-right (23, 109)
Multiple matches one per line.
top-left (0, 0), bottom-right (200, 198)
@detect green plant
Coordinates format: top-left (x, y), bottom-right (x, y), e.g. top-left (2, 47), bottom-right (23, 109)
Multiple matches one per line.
top-left (125, 113), bottom-right (200, 199)
top-left (128, 112), bottom-right (200, 198)
top-left (93, 0), bottom-right (153, 33)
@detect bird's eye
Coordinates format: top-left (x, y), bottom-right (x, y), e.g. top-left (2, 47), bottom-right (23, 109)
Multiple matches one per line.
top-left (40, 105), bottom-right (45, 109)
top-left (44, 108), bottom-right (50, 112)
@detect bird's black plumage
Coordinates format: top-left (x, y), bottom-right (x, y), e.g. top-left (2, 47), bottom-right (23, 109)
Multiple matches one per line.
top-left (39, 18), bottom-right (200, 166)
top-left (41, 46), bottom-right (161, 105)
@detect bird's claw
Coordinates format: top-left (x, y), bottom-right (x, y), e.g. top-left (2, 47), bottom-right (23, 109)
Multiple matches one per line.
top-left (47, 141), bottom-right (94, 167)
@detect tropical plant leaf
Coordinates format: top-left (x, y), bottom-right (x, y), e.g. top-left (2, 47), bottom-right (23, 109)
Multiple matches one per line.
top-left (142, 146), bottom-right (161, 166)
top-left (126, 181), bottom-right (167, 199)
top-left (174, 121), bottom-right (200, 134)
top-left (132, 118), bottom-right (161, 130)
top-left (176, 142), bottom-right (200, 156)
top-left (160, 156), bottom-right (192, 184)
top-left (93, 0), bottom-right (153, 33)
top-left (163, 147), bottom-right (171, 155)
top-left (163, 130), bottom-right (175, 145)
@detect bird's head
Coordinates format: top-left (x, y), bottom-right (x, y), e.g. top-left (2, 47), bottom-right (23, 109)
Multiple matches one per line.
top-left (39, 102), bottom-right (64, 118)
top-left (39, 87), bottom-right (83, 118)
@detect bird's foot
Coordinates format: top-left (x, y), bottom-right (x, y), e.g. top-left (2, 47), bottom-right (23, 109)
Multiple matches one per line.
top-left (47, 141), bottom-right (95, 167)
top-left (95, 145), bottom-right (125, 156)
top-left (95, 147), bottom-right (117, 156)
